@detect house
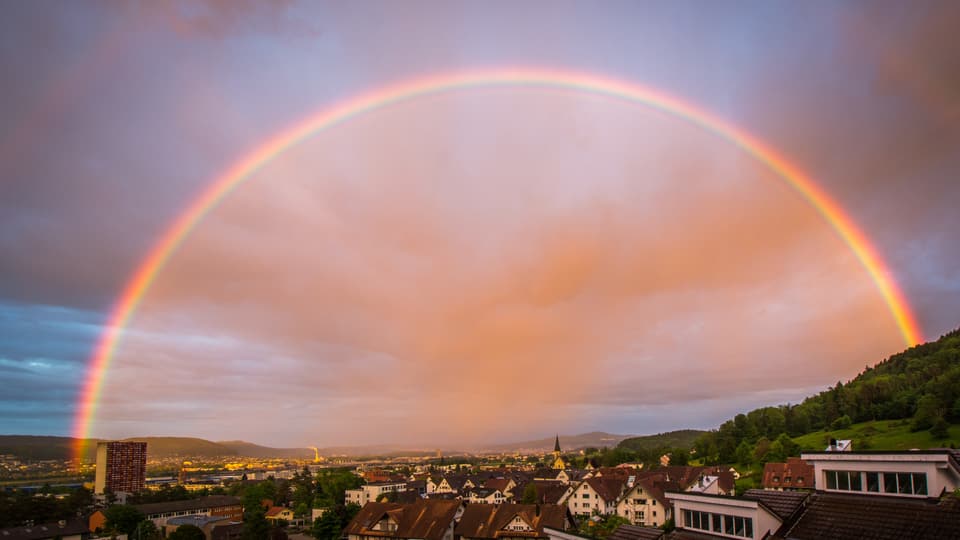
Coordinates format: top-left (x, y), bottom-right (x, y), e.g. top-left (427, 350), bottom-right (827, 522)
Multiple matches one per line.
top-left (163, 515), bottom-right (236, 540)
top-left (762, 457), bottom-right (815, 490)
top-left (265, 506), bottom-right (295, 522)
top-left (345, 481), bottom-right (409, 506)
top-left (0, 518), bottom-right (89, 540)
top-left (465, 488), bottom-right (507, 505)
top-left (89, 495), bottom-right (243, 531)
top-left (668, 491), bottom-right (793, 539)
top-left (455, 503), bottom-right (572, 540)
top-left (567, 477), bottom-right (625, 516)
top-left (662, 450), bottom-right (960, 539)
top-left (344, 500), bottom-right (460, 540)
top-left (800, 449), bottom-right (960, 497)
top-left (615, 477), bottom-right (670, 527)
top-left (483, 477), bottom-right (517, 495)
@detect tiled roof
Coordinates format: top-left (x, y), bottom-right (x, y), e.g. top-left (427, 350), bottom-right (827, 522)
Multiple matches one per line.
top-left (584, 477), bottom-right (625, 502)
top-left (455, 504), bottom-right (566, 539)
top-left (608, 524), bottom-right (665, 540)
top-left (0, 519), bottom-right (88, 540)
top-left (484, 478), bottom-right (513, 492)
top-left (135, 495), bottom-right (242, 516)
top-left (742, 489), bottom-right (809, 521)
top-left (782, 492), bottom-right (960, 540)
top-left (345, 500), bottom-right (460, 540)
top-left (762, 458), bottom-right (814, 490)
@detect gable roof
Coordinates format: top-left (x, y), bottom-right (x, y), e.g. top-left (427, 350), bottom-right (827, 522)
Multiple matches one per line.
top-left (742, 489), bottom-right (809, 521)
top-left (608, 524), bottom-right (666, 540)
top-left (583, 477), bottom-right (625, 502)
top-left (345, 500), bottom-right (460, 540)
top-left (781, 491), bottom-right (960, 540)
top-left (455, 504), bottom-right (567, 539)
top-left (762, 458), bottom-right (815, 490)
top-left (621, 476), bottom-right (670, 508)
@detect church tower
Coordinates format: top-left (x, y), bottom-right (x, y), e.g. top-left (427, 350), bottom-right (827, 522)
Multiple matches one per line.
top-left (551, 434), bottom-right (566, 470)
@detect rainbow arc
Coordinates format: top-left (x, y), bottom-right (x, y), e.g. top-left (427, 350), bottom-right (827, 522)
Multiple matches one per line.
top-left (71, 67), bottom-right (923, 461)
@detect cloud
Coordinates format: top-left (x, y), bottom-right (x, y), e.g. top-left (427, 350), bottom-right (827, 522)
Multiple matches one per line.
top-left (91, 90), bottom-right (905, 446)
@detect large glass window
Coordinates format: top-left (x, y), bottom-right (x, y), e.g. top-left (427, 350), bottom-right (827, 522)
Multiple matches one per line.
top-left (713, 513), bottom-right (722, 532)
top-left (883, 472), bottom-right (896, 493)
top-left (913, 473), bottom-right (928, 495)
top-left (825, 470), bottom-right (837, 490)
top-left (866, 472), bottom-right (880, 492)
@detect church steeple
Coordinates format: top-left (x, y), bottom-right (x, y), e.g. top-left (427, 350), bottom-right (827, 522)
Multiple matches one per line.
top-left (554, 434), bottom-right (561, 453)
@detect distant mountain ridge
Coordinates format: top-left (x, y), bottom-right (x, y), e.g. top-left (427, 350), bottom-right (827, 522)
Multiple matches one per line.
top-left (0, 432), bottom-right (639, 461)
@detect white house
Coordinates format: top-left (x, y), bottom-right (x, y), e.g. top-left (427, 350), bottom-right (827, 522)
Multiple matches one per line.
top-left (345, 481), bottom-right (409, 506)
top-left (669, 492), bottom-right (782, 539)
top-left (800, 449), bottom-right (960, 498)
top-left (615, 478), bottom-right (670, 528)
top-left (567, 477), bottom-right (624, 516)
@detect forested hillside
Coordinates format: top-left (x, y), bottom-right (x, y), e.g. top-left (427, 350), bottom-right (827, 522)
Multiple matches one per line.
top-left (693, 327), bottom-right (960, 464)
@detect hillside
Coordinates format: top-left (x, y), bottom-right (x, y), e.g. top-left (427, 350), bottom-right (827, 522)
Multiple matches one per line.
top-left (217, 440), bottom-right (313, 459)
top-left (478, 432), bottom-right (633, 453)
top-left (692, 327), bottom-right (960, 464)
top-left (793, 419), bottom-right (960, 451)
top-left (0, 435), bottom-right (99, 461)
top-left (617, 430), bottom-right (707, 452)
top-left (120, 437), bottom-right (238, 457)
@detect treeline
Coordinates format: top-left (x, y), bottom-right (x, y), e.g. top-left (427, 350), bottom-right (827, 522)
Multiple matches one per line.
top-left (694, 327), bottom-right (960, 465)
top-left (0, 486), bottom-right (94, 528)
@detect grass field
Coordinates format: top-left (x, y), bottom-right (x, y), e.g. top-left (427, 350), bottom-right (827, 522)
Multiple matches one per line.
top-left (792, 419), bottom-right (960, 451)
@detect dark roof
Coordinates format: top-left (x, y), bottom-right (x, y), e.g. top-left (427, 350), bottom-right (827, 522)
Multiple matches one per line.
top-left (0, 519), bottom-right (88, 540)
top-left (608, 524), bottom-right (665, 540)
top-left (742, 489), bottom-right (810, 521)
top-left (345, 500), bottom-right (460, 540)
top-left (484, 478), bottom-right (514, 492)
top-left (210, 522), bottom-right (243, 540)
top-left (455, 504), bottom-right (566, 539)
top-left (781, 492), bottom-right (960, 540)
top-left (135, 495), bottom-right (242, 516)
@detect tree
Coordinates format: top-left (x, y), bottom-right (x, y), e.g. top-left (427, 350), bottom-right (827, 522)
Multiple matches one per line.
top-left (103, 505), bottom-right (146, 536)
top-left (930, 417), bottom-right (950, 439)
top-left (132, 519), bottom-right (161, 540)
top-left (912, 394), bottom-right (941, 431)
top-left (521, 483), bottom-right (538, 504)
top-left (311, 503), bottom-right (360, 540)
top-left (168, 524), bottom-right (206, 540)
top-left (735, 441), bottom-right (753, 466)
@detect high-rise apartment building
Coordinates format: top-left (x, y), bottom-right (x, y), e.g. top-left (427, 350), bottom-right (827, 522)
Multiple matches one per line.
top-left (94, 441), bottom-right (147, 494)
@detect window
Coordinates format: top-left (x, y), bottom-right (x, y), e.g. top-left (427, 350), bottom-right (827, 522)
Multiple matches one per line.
top-left (685, 510), bottom-right (751, 538)
top-left (883, 472), bottom-right (897, 493)
top-left (825, 471), bottom-right (862, 492)
top-left (866, 472), bottom-right (880, 493)
top-left (881, 472), bottom-right (927, 495)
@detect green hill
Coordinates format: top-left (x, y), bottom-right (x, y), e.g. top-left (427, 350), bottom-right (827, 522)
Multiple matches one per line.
top-left (0, 435), bottom-right (99, 461)
top-left (618, 430), bottom-right (707, 452)
top-left (693, 326), bottom-right (960, 464)
top-left (793, 419), bottom-right (960, 451)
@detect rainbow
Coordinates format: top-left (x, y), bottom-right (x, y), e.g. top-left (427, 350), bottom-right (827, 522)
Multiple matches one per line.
top-left (71, 67), bottom-right (923, 460)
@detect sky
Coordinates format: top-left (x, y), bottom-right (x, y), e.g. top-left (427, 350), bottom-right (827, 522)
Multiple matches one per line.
top-left (1, 1), bottom-right (958, 449)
